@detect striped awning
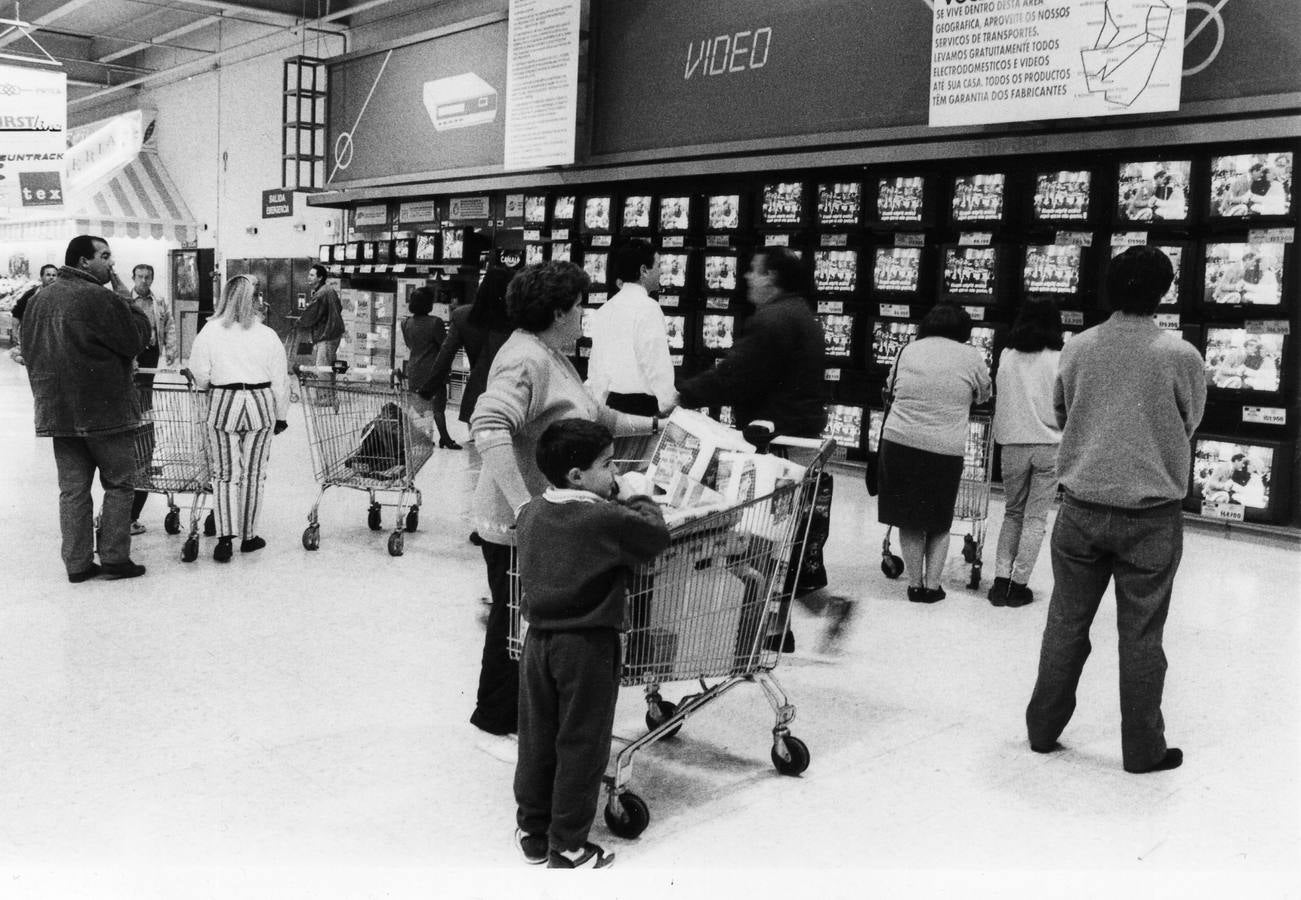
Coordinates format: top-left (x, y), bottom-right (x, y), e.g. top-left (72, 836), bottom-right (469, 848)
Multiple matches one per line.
top-left (0, 149), bottom-right (196, 243)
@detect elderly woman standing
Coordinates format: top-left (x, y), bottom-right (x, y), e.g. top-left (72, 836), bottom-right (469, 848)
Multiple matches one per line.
top-left (467, 261), bottom-right (658, 752)
top-left (187, 275), bottom-right (290, 562)
top-left (878, 303), bottom-right (992, 603)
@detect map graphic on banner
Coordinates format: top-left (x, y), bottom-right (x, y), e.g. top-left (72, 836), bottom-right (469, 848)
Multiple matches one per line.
top-left (0, 64), bottom-right (67, 215)
top-left (929, 0), bottom-right (1187, 127)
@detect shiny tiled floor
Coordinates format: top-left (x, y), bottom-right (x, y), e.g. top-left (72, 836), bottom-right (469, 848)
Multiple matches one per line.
top-left (0, 352), bottom-right (1297, 897)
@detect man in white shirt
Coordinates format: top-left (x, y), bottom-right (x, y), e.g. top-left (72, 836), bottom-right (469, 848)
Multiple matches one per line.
top-left (585, 240), bottom-right (675, 416)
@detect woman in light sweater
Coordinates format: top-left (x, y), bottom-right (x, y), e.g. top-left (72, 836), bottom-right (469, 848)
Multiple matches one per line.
top-left (467, 261), bottom-right (658, 750)
top-left (878, 303), bottom-right (992, 603)
top-left (989, 298), bottom-right (1063, 608)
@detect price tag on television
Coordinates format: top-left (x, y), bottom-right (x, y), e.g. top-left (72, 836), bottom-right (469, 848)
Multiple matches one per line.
top-left (706, 297), bottom-right (730, 309)
top-left (1055, 231), bottom-right (1093, 247)
top-left (1111, 232), bottom-right (1148, 247)
top-left (1201, 502), bottom-right (1245, 522)
top-left (706, 235), bottom-right (732, 248)
top-left (763, 233), bottom-right (790, 246)
top-left (1243, 406), bottom-right (1287, 426)
top-left (817, 300), bottom-right (844, 315)
top-left (894, 233), bottom-right (925, 248)
top-left (1061, 310), bottom-right (1085, 327)
top-left (963, 305), bottom-right (986, 321)
top-left (587, 292), bottom-right (607, 305)
top-left (662, 235), bottom-right (685, 248)
top-left (824, 368), bottom-right (841, 382)
top-left (671, 354), bottom-right (684, 367)
top-left (1249, 227), bottom-right (1293, 244)
top-left (1154, 313), bottom-right (1181, 330)
top-left (1245, 320), bottom-right (1290, 334)
top-left (591, 235), bottom-right (613, 247)
top-left (880, 303), bottom-right (911, 319)
top-left (658, 295), bottom-right (679, 309)
top-left (820, 233), bottom-right (849, 247)
top-left (359, 265), bottom-right (374, 273)
top-left (959, 232), bottom-right (992, 246)
top-left (523, 229), bottom-right (541, 242)
top-left (551, 228), bottom-right (570, 241)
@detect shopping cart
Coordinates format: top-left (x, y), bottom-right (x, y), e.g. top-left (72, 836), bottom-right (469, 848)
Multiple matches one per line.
top-left (880, 412), bottom-right (996, 589)
top-left (508, 434), bottom-right (837, 838)
top-left (128, 368), bottom-right (215, 562)
top-left (295, 365), bottom-right (435, 556)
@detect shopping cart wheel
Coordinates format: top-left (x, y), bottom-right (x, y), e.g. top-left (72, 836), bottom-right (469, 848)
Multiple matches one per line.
top-left (772, 735), bottom-right (810, 776)
top-left (388, 531), bottom-right (404, 557)
top-left (603, 792), bottom-right (650, 839)
top-left (302, 525), bottom-right (320, 551)
top-left (962, 534), bottom-right (978, 563)
top-left (881, 554), bottom-right (904, 579)
top-left (204, 511), bottom-right (216, 537)
top-left (644, 699), bottom-right (683, 740)
top-left (181, 536), bottom-right (199, 563)
top-left (164, 508), bottom-right (181, 535)
top-left (367, 504), bottom-right (382, 531)
top-left (405, 507), bottom-right (419, 533)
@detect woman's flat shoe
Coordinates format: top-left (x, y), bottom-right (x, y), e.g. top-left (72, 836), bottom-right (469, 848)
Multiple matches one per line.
top-left (439, 438), bottom-right (463, 450)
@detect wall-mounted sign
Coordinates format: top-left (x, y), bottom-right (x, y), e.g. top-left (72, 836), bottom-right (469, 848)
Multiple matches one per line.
top-left (262, 188), bottom-right (294, 218)
top-left (449, 196), bottom-right (491, 220)
top-left (398, 200), bottom-right (439, 225)
top-left (0, 65), bottom-right (67, 213)
top-left (504, 0), bottom-right (581, 170)
top-left (354, 203), bottom-right (390, 228)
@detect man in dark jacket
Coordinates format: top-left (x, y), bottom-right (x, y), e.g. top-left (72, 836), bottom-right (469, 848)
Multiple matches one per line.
top-left (22, 235), bottom-right (151, 582)
top-left (298, 264), bottom-right (344, 365)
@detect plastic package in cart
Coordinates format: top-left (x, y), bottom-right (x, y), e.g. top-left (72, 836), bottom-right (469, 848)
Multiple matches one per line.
top-left (647, 408), bottom-right (753, 491)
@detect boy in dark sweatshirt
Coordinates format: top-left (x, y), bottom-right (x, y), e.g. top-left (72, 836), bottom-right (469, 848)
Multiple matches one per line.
top-left (513, 418), bottom-right (670, 869)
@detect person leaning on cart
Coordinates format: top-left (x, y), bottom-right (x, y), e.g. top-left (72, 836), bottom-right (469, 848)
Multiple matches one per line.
top-left (21, 235), bottom-right (151, 582)
top-left (512, 418), bottom-right (670, 868)
top-left (877, 302), bottom-right (992, 603)
top-left (467, 260), bottom-right (660, 756)
top-left (185, 275), bottom-right (290, 562)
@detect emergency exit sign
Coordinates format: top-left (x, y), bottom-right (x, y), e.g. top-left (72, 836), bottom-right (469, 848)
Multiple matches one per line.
top-left (262, 188), bottom-right (294, 218)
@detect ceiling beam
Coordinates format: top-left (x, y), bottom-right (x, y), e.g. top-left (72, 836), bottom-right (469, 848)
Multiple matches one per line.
top-left (95, 15), bottom-right (220, 62)
top-left (0, 0), bottom-right (99, 50)
top-left (153, 0), bottom-right (346, 34)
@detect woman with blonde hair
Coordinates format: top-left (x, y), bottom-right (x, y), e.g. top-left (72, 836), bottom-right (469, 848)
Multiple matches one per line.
top-left (186, 275), bottom-right (290, 561)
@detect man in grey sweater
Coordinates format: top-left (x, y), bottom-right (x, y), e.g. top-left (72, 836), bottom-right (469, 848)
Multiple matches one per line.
top-left (1025, 245), bottom-right (1206, 774)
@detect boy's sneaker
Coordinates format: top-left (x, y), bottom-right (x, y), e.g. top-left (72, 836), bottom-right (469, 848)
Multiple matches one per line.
top-left (515, 828), bottom-right (547, 865)
top-left (547, 842), bottom-right (615, 869)
top-left (129, 521), bottom-right (147, 536)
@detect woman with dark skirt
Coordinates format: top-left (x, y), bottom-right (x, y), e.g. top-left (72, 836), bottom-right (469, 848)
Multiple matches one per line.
top-left (878, 303), bottom-right (992, 602)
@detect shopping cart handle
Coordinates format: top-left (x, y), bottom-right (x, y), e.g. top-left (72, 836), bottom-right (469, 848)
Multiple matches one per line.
top-left (771, 436), bottom-right (826, 451)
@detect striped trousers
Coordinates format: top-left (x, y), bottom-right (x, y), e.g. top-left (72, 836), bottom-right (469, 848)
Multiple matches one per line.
top-left (206, 386), bottom-right (276, 540)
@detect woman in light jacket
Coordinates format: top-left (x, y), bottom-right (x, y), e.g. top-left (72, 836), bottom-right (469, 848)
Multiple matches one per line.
top-left (187, 275), bottom-right (290, 562)
top-left (878, 303), bottom-right (992, 603)
top-left (989, 298), bottom-right (1063, 608)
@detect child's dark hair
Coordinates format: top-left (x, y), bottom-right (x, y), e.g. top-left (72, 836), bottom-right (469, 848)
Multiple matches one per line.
top-left (536, 419), bottom-right (614, 488)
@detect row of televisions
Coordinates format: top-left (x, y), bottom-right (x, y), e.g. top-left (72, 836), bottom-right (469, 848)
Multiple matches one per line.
top-left (326, 236), bottom-right (1291, 315)
top-left (342, 149), bottom-right (1294, 238)
top-left (593, 309), bottom-right (1291, 403)
top-left (807, 407), bottom-right (1293, 526)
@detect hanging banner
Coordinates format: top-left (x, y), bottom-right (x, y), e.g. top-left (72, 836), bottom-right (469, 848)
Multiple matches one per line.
top-left (929, 0), bottom-right (1187, 127)
top-left (0, 65), bottom-right (67, 213)
top-left (503, 0), bottom-right (581, 170)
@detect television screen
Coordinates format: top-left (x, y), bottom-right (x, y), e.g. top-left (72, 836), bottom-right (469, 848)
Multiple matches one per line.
top-left (584, 197), bottom-right (612, 231)
top-left (969, 325), bottom-right (996, 371)
top-left (1209, 152), bottom-right (1293, 218)
top-left (582, 250), bottom-right (609, 288)
top-left (374, 241), bottom-right (391, 265)
top-left (701, 314), bottom-right (735, 351)
top-left (817, 181), bottom-right (861, 226)
top-left (823, 404), bottom-right (864, 447)
top-left (877, 176), bottom-right (925, 223)
top-left (762, 182), bottom-right (804, 226)
top-left (344, 242), bottom-right (358, 261)
top-left (359, 241), bottom-right (374, 262)
top-left (664, 315), bottom-right (686, 351)
top-left (871, 319), bottom-right (918, 366)
top-left (707, 194), bottom-right (741, 230)
top-left (1117, 160), bottom-right (1191, 222)
top-left (318, 244), bottom-right (331, 263)
top-left (1203, 242), bottom-right (1286, 307)
top-left (873, 247), bottom-right (922, 293)
top-left (865, 408), bottom-right (886, 453)
top-left (524, 195), bottom-right (547, 224)
top-left (1033, 170), bottom-right (1092, 221)
top-left (441, 228), bottom-right (464, 262)
top-left (1190, 438), bottom-right (1275, 511)
top-left (659, 196), bottom-right (691, 232)
top-left (415, 234), bottom-right (439, 261)
top-left (820, 313), bottom-right (855, 358)
top-left (551, 242), bottom-right (573, 263)
top-left (580, 308), bottom-right (595, 339)
top-left (952, 173), bottom-right (1005, 223)
top-left (525, 243), bottom-right (546, 265)
top-left (1111, 244), bottom-right (1183, 306)
top-left (814, 249), bottom-right (858, 293)
top-left (622, 195), bottom-right (652, 230)
top-left (553, 195), bottom-right (576, 222)
top-left (1023, 245), bottom-right (1082, 296)
top-left (942, 247), bottom-right (997, 298)
top-left (703, 253), bottom-right (738, 292)
top-left (659, 252), bottom-right (689, 290)
top-left (1204, 328), bottom-right (1284, 393)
